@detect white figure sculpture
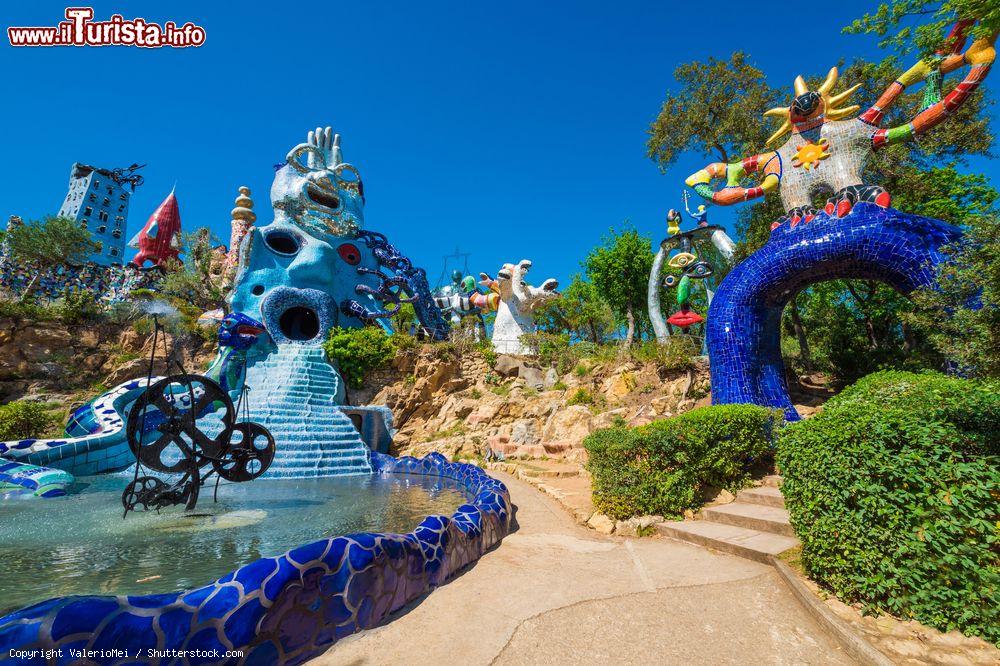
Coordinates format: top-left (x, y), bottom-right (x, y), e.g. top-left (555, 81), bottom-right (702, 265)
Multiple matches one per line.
top-left (488, 260), bottom-right (559, 355)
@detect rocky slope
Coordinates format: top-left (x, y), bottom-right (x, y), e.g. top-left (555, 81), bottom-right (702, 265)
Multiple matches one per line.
top-left (0, 316), bottom-right (215, 411)
top-left (347, 344), bottom-right (713, 462)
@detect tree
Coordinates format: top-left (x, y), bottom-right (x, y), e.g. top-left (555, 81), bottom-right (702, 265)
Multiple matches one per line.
top-left (647, 52), bottom-right (779, 169)
top-left (6, 216), bottom-right (99, 300)
top-left (584, 227), bottom-right (655, 347)
top-left (534, 274), bottom-right (616, 343)
top-left (845, 0), bottom-right (1000, 59)
top-left (907, 213), bottom-right (1000, 377)
top-left (158, 228), bottom-right (226, 309)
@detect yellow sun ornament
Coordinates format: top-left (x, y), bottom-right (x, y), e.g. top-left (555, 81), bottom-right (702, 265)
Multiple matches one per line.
top-left (792, 138), bottom-right (831, 171)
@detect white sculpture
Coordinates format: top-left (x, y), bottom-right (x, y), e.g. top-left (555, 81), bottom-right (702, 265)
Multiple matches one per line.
top-left (487, 260), bottom-right (559, 355)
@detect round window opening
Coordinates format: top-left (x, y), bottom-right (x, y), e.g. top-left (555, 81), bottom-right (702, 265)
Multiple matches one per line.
top-left (251, 285), bottom-right (265, 296)
top-left (264, 231), bottom-right (301, 256)
top-left (278, 306), bottom-right (320, 341)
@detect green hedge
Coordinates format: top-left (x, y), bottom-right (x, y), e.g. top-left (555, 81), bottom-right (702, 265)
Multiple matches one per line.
top-left (0, 401), bottom-right (55, 441)
top-left (777, 371), bottom-right (999, 644)
top-left (584, 404), bottom-right (780, 519)
top-left (323, 326), bottom-right (397, 389)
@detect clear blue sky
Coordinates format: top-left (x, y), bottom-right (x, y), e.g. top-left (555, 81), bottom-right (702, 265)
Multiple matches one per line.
top-left (2, 1), bottom-right (997, 288)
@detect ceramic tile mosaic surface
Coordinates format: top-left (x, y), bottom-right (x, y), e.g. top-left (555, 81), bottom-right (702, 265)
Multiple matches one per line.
top-left (706, 203), bottom-right (962, 420)
top-left (0, 452), bottom-right (511, 665)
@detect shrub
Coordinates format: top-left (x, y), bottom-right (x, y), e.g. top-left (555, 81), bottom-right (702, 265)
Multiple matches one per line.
top-left (585, 404), bottom-right (780, 519)
top-left (323, 326), bottom-right (396, 389)
top-left (777, 371), bottom-right (999, 644)
top-left (630, 337), bottom-right (699, 371)
top-left (567, 388), bottom-right (594, 405)
top-left (0, 401), bottom-right (56, 441)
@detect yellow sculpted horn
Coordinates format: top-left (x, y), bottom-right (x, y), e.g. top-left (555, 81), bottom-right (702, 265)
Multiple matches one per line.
top-left (794, 75), bottom-right (808, 96)
top-left (817, 67), bottom-right (839, 95)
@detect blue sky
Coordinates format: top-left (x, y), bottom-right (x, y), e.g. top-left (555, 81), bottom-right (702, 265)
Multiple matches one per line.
top-left (2, 1), bottom-right (997, 288)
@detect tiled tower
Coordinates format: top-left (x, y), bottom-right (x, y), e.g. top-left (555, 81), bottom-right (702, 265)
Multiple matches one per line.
top-left (56, 163), bottom-right (140, 266)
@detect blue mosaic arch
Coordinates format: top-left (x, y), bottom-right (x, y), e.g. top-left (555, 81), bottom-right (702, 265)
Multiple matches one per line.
top-left (0, 453), bottom-right (510, 665)
top-left (706, 204), bottom-right (962, 420)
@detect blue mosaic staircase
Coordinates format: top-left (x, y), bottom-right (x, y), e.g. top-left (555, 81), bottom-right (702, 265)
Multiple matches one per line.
top-left (238, 345), bottom-right (371, 478)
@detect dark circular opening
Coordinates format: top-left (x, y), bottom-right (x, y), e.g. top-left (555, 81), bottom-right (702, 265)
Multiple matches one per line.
top-left (251, 285), bottom-right (265, 296)
top-left (263, 231), bottom-right (301, 256)
top-left (278, 306), bottom-right (319, 341)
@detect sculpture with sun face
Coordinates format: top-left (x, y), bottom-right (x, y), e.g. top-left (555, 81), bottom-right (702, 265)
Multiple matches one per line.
top-left (685, 20), bottom-right (996, 228)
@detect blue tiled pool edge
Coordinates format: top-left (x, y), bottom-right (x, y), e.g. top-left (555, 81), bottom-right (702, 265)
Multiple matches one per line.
top-left (0, 452), bottom-right (511, 665)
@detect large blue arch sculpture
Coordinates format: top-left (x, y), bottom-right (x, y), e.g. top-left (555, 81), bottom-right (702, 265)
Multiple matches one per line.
top-left (706, 203), bottom-right (962, 420)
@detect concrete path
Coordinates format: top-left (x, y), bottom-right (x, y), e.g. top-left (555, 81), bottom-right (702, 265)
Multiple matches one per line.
top-left (313, 472), bottom-right (851, 665)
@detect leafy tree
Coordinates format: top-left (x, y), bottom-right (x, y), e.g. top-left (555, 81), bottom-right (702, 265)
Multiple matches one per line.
top-left (158, 228), bottom-right (227, 309)
top-left (6, 216), bottom-right (99, 300)
top-left (534, 274), bottom-right (615, 343)
top-left (845, 0), bottom-right (1000, 59)
top-left (584, 226), bottom-right (655, 347)
top-left (647, 52), bottom-right (779, 169)
top-left (907, 213), bottom-right (1000, 377)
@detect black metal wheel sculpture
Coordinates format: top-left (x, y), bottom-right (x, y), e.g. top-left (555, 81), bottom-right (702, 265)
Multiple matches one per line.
top-left (122, 372), bottom-right (274, 516)
top-left (213, 422), bottom-right (276, 482)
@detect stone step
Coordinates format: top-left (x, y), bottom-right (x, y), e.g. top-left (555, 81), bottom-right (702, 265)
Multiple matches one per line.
top-left (655, 520), bottom-right (799, 564)
top-left (762, 475), bottom-right (784, 488)
top-left (736, 485), bottom-right (786, 508)
top-left (701, 502), bottom-right (795, 537)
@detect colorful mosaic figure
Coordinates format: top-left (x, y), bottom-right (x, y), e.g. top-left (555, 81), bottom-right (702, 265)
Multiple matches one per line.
top-left (129, 187), bottom-right (182, 268)
top-left (488, 260), bottom-right (559, 355)
top-left (691, 20), bottom-right (996, 419)
top-left (648, 216), bottom-right (735, 343)
top-left (684, 21), bottom-right (996, 228)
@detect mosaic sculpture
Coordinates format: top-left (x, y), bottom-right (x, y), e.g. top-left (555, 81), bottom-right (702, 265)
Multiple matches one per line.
top-left (685, 21), bottom-right (995, 419)
top-left (432, 269), bottom-right (488, 334)
top-left (648, 198), bottom-right (736, 342)
top-left (129, 187), bottom-right (182, 268)
top-left (684, 22), bottom-right (996, 225)
top-left (489, 260), bottom-right (559, 355)
top-left (0, 452), bottom-right (512, 664)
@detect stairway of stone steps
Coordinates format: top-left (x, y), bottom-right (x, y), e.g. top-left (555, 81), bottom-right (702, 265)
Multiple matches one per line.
top-left (655, 475), bottom-right (800, 563)
top-left (206, 344), bottom-right (371, 478)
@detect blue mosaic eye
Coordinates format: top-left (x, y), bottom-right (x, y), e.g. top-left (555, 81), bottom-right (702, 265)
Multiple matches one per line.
top-left (263, 230), bottom-right (301, 256)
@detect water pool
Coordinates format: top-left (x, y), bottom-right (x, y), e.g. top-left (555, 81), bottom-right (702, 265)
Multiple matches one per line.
top-left (0, 472), bottom-right (468, 614)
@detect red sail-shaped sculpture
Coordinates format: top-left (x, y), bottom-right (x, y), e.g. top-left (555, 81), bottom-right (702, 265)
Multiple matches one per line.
top-left (130, 188), bottom-right (181, 268)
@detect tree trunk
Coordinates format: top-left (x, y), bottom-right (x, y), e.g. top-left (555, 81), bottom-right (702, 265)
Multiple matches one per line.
top-left (588, 319), bottom-right (600, 344)
top-left (623, 307), bottom-right (636, 348)
top-left (19, 273), bottom-right (39, 303)
top-left (789, 295), bottom-right (813, 371)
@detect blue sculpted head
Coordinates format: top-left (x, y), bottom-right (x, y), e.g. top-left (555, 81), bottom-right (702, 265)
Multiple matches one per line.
top-left (218, 312), bottom-right (266, 351)
top-left (229, 127), bottom-right (384, 345)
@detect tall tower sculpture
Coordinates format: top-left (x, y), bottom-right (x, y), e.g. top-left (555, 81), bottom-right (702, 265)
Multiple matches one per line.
top-left (227, 186), bottom-right (256, 278)
top-left (56, 163), bottom-right (143, 265)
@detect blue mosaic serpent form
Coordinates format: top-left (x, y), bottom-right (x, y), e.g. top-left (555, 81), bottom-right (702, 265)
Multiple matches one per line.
top-left (706, 204), bottom-right (962, 420)
top-left (0, 314), bottom-right (267, 497)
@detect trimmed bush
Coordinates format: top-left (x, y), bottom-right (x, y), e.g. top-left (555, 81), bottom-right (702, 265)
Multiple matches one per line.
top-left (584, 404), bottom-right (780, 519)
top-left (0, 401), bottom-right (55, 441)
top-left (777, 371), bottom-right (999, 644)
top-left (323, 326), bottom-right (396, 389)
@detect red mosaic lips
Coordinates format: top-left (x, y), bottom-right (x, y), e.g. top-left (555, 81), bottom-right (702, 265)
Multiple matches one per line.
top-left (667, 310), bottom-right (704, 328)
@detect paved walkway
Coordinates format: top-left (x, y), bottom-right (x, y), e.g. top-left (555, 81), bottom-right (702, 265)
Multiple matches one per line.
top-left (313, 472), bottom-right (850, 665)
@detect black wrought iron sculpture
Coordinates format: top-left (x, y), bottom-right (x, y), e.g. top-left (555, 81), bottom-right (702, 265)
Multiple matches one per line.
top-left (121, 318), bottom-right (274, 516)
top-left (340, 230), bottom-right (451, 340)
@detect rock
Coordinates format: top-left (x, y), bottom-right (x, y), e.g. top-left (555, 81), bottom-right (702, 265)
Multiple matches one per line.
top-left (541, 405), bottom-right (593, 444)
top-left (543, 367), bottom-right (559, 389)
top-left (494, 355), bottom-right (523, 377)
top-left (520, 366), bottom-right (544, 391)
top-left (587, 513), bottom-right (615, 534)
top-left (615, 519), bottom-right (638, 537)
top-left (541, 440), bottom-right (573, 455)
top-left (510, 419), bottom-right (539, 445)
top-left (593, 408), bottom-right (629, 430)
top-left (703, 487), bottom-right (735, 505)
top-left (601, 369), bottom-right (637, 398)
